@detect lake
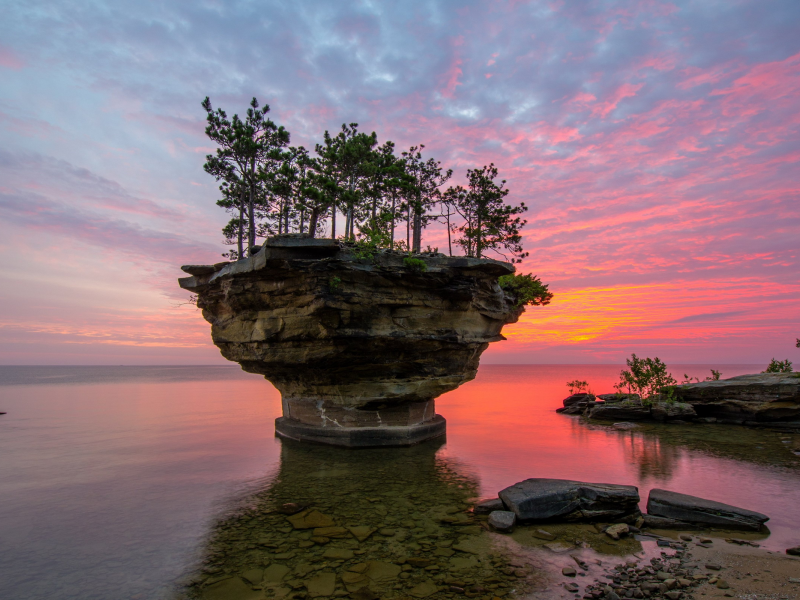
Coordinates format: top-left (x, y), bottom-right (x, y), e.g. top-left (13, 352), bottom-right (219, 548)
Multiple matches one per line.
top-left (0, 364), bottom-right (797, 599)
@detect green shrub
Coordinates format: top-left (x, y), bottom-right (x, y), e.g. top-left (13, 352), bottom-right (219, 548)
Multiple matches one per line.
top-left (614, 354), bottom-right (677, 400)
top-left (403, 257), bottom-right (428, 272)
top-left (328, 276), bottom-right (342, 290)
top-left (498, 273), bottom-right (553, 307)
top-left (763, 358), bottom-right (792, 373)
top-left (566, 380), bottom-right (589, 395)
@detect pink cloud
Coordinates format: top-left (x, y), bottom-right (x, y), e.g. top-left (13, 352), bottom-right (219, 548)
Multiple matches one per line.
top-left (0, 45), bottom-right (24, 70)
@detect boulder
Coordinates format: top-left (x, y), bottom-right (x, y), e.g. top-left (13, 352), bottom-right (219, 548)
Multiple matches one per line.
top-left (674, 373), bottom-right (800, 422)
top-left (499, 478), bottom-right (640, 522)
top-left (605, 523), bottom-right (629, 540)
top-left (563, 393), bottom-right (596, 407)
top-left (647, 489), bottom-right (769, 531)
top-left (786, 546), bottom-right (800, 556)
top-left (487, 511), bottom-right (516, 532)
top-left (587, 403), bottom-right (652, 421)
top-left (473, 498), bottom-right (505, 515)
top-left (642, 514), bottom-right (695, 530)
top-left (651, 402), bottom-right (697, 422)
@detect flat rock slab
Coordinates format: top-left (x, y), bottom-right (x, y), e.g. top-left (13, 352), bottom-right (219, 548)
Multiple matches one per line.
top-left (488, 510), bottom-right (516, 532)
top-left (675, 373), bottom-right (800, 421)
top-left (588, 404), bottom-right (652, 421)
top-left (473, 498), bottom-right (505, 514)
top-left (306, 572), bottom-right (336, 597)
top-left (499, 478), bottom-right (640, 522)
top-left (647, 489), bottom-right (769, 531)
top-left (287, 509), bottom-right (335, 529)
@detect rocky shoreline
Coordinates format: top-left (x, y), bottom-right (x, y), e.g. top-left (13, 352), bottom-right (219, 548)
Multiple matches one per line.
top-left (556, 373), bottom-right (800, 430)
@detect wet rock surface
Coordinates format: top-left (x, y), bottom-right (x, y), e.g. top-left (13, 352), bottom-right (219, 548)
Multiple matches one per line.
top-left (499, 479), bottom-right (640, 523)
top-left (646, 489), bottom-right (769, 531)
top-left (179, 236), bottom-right (523, 446)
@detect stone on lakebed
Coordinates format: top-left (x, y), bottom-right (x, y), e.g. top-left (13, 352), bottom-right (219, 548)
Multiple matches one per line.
top-left (473, 498), bottom-right (505, 514)
top-left (487, 510), bottom-right (516, 532)
top-left (647, 489), bottom-right (769, 531)
top-left (499, 478), bottom-right (640, 522)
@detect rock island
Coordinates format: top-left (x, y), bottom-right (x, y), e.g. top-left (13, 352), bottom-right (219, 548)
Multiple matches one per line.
top-left (179, 236), bottom-right (524, 447)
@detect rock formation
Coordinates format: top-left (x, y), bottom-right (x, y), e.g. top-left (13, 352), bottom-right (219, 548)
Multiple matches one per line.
top-left (558, 373), bottom-right (800, 425)
top-left (673, 373), bottom-right (800, 423)
top-left (179, 235), bottom-right (523, 446)
top-left (498, 478), bottom-right (641, 522)
top-left (646, 489), bottom-right (769, 531)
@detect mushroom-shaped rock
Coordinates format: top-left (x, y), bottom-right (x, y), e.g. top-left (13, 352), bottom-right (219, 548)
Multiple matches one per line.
top-left (179, 236), bottom-right (524, 447)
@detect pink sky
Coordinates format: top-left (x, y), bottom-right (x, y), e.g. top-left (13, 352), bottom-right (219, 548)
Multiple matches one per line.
top-left (0, 1), bottom-right (798, 365)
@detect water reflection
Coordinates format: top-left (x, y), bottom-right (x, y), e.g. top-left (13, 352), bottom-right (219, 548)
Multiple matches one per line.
top-left (179, 439), bottom-right (536, 600)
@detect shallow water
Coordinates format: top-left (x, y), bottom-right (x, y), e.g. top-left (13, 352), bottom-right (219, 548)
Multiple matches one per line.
top-left (0, 364), bottom-right (797, 599)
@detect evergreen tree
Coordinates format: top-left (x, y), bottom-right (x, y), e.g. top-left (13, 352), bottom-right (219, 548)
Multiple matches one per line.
top-left (448, 164), bottom-right (528, 262)
top-left (402, 145), bottom-right (452, 253)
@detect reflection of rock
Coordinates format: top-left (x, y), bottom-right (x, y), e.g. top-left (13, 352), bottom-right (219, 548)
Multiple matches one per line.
top-left (180, 439), bottom-right (536, 599)
top-left (646, 488), bottom-right (769, 531)
top-left (499, 478), bottom-right (640, 522)
top-left (179, 236), bottom-right (523, 446)
top-left (675, 373), bottom-right (800, 422)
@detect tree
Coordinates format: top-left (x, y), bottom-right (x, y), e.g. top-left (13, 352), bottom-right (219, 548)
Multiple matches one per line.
top-left (402, 146), bottom-right (452, 253)
top-left (615, 354), bottom-right (677, 400)
top-left (448, 164), bottom-right (528, 262)
top-left (202, 97), bottom-right (288, 254)
top-left (763, 359), bottom-right (793, 373)
top-left (498, 273), bottom-right (553, 307)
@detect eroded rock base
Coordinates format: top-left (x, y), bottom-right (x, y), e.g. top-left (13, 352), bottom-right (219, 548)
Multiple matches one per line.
top-left (274, 415), bottom-right (446, 447)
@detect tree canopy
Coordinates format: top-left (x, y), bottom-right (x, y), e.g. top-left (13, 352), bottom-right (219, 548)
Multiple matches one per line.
top-left (201, 97), bottom-right (535, 265)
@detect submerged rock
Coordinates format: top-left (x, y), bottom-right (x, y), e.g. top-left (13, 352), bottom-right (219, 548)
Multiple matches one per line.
top-left (647, 488), bottom-right (769, 531)
top-left (641, 514), bottom-right (694, 530)
top-left (179, 236), bottom-right (523, 447)
top-left (499, 478), bottom-right (640, 522)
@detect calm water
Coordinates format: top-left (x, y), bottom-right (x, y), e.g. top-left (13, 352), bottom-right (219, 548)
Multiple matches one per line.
top-left (0, 364), bottom-right (797, 599)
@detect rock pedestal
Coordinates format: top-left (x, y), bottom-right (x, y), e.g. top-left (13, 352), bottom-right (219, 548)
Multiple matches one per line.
top-left (179, 236), bottom-right (523, 447)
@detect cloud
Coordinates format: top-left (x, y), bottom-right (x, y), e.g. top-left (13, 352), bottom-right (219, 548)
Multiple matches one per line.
top-left (0, 0), bottom-right (799, 362)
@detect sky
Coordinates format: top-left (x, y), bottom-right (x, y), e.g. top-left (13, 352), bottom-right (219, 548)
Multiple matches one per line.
top-left (1, 0), bottom-right (799, 365)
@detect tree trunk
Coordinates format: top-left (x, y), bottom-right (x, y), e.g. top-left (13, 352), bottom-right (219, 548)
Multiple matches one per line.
top-left (237, 187), bottom-right (245, 260)
top-left (248, 181), bottom-right (255, 250)
top-left (331, 202), bottom-right (336, 239)
top-left (308, 208), bottom-right (318, 238)
top-left (412, 207), bottom-right (422, 253)
top-left (390, 194), bottom-right (395, 247)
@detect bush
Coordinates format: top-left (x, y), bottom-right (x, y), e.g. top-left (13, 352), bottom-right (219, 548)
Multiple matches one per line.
top-left (498, 273), bottom-right (553, 307)
top-left (763, 358), bottom-right (792, 373)
top-left (615, 354), bottom-right (677, 401)
top-left (566, 380), bottom-right (589, 395)
top-left (403, 257), bottom-right (428, 272)
top-left (328, 276), bottom-right (342, 291)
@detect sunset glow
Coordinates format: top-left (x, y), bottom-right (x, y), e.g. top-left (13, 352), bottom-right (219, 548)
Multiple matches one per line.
top-left (1, 1), bottom-right (798, 364)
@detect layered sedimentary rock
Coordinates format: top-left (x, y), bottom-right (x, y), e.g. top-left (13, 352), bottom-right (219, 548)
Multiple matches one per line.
top-left (498, 478), bottom-right (640, 522)
top-left (674, 373), bottom-right (800, 422)
top-left (179, 236), bottom-right (523, 446)
top-left (647, 489), bottom-right (769, 531)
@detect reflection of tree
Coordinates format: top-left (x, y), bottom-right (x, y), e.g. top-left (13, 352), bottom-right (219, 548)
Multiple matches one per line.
top-left (178, 440), bottom-right (534, 599)
top-left (616, 431), bottom-right (682, 482)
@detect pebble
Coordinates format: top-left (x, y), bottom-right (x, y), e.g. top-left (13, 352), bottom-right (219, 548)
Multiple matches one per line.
top-left (705, 562), bottom-right (722, 570)
top-left (563, 567), bottom-right (577, 577)
top-left (564, 582), bottom-right (580, 592)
